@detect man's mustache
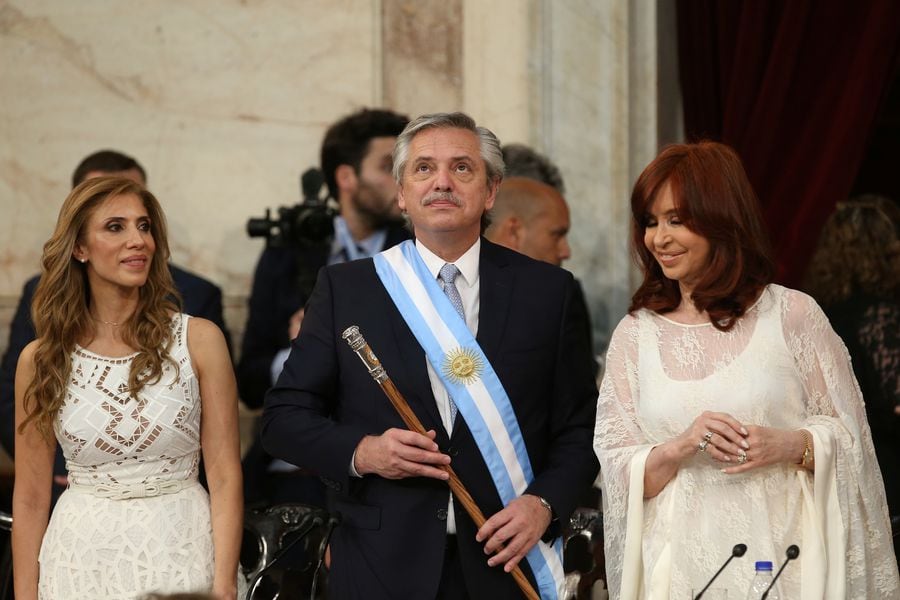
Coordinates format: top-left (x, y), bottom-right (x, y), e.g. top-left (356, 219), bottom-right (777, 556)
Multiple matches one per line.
top-left (422, 192), bottom-right (461, 207)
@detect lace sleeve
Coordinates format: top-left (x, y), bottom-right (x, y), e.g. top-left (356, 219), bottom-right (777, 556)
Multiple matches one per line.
top-left (780, 289), bottom-right (899, 597)
top-left (593, 314), bottom-right (652, 597)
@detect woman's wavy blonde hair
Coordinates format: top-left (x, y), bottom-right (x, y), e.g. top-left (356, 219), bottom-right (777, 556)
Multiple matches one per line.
top-left (804, 195), bottom-right (900, 306)
top-left (21, 177), bottom-right (181, 440)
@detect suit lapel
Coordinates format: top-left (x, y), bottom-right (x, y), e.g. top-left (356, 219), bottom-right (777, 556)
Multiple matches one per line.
top-left (475, 239), bottom-right (513, 361)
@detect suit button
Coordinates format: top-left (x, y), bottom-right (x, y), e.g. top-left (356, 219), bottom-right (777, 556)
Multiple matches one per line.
top-left (447, 446), bottom-right (459, 457)
top-left (436, 508), bottom-right (448, 521)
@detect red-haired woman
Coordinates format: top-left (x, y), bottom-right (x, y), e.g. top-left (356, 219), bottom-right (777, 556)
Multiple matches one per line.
top-left (593, 142), bottom-right (899, 598)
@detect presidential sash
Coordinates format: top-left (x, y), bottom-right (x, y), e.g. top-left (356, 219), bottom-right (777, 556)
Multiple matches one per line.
top-left (373, 240), bottom-right (565, 600)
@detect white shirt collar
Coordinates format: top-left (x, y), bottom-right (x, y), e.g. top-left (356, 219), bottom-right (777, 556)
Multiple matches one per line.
top-left (415, 237), bottom-right (481, 289)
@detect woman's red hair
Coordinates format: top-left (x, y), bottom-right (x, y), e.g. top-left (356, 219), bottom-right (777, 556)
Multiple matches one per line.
top-left (629, 141), bottom-right (775, 330)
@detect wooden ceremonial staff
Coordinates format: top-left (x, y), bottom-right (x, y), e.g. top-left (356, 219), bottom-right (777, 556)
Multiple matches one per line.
top-left (342, 326), bottom-right (541, 600)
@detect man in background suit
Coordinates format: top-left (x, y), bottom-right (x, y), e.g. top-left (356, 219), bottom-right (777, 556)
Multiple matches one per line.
top-left (0, 149), bottom-right (229, 494)
top-left (262, 112), bottom-right (598, 598)
top-left (238, 108), bottom-right (410, 508)
top-left (485, 174), bottom-right (598, 382)
top-left (237, 108), bottom-right (410, 410)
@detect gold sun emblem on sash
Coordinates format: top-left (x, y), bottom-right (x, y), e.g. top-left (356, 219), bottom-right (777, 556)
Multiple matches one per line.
top-left (442, 347), bottom-right (483, 385)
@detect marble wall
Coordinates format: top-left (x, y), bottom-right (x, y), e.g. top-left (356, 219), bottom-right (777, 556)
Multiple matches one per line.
top-left (0, 0), bottom-right (675, 373)
top-left (464, 1), bottom-right (674, 355)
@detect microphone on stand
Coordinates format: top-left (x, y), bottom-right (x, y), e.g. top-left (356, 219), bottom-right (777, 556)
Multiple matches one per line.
top-left (760, 544), bottom-right (799, 599)
top-left (694, 543), bottom-right (748, 599)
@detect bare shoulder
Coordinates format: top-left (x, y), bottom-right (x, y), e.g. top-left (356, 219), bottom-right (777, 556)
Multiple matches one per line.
top-left (17, 339), bottom-right (41, 373)
top-left (186, 316), bottom-right (224, 341)
top-left (185, 316), bottom-right (229, 369)
top-left (14, 340), bottom-right (41, 398)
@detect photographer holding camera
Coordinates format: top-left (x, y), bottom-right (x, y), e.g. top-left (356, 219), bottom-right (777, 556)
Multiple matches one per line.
top-left (238, 108), bottom-right (410, 506)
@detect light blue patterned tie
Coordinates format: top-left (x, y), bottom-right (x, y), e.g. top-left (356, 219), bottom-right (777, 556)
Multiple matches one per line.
top-left (439, 263), bottom-right (465, 319)
top-left (438, 263), bottom-right (463, 424)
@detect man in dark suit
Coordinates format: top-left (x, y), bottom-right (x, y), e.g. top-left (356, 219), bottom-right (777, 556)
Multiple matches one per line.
top-left (0, 150), bottom-right (229, 490)
top-left (262, 113), bottom-right (598, 598)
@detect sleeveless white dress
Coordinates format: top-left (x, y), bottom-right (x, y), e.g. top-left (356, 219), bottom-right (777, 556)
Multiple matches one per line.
top-left (38, 314), bottom-right (226, 599)
top-left (594, 285), bottom-right (899, 599)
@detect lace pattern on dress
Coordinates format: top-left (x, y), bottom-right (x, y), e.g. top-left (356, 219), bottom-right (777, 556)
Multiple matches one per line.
top-left (594, 285), bottom-right (899, 599)
top-left (38, 313), bottom-right (237, 599)
top-left (55, 313), bottom-right (201, 488)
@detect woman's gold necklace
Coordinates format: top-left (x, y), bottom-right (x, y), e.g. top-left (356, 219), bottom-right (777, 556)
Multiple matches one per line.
top-left (92, 316), bottom-right (122, 327)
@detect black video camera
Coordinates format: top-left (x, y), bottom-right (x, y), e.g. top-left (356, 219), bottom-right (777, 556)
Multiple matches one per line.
top-left (246, 168), bottom-right (337, 247)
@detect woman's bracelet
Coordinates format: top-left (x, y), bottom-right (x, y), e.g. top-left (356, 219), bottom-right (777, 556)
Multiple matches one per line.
top-left (798, 429), bottom-right (813, 468)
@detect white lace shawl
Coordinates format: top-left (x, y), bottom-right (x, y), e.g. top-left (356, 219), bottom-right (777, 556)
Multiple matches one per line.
top-left (593, 285), bottom-right (899, 599)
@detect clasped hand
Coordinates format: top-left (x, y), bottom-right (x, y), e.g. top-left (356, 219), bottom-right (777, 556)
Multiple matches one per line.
top-left (680, 411), bottom-right (805, 474)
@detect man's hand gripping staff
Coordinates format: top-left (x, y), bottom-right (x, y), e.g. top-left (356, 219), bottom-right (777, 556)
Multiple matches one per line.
top-left (341, 325), bottom-right (540, 600)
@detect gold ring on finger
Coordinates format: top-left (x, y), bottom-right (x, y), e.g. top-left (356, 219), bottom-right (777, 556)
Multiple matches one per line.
top-left (703, 431), bottom-right (713, 442)
top-left (737, 450), bottom-right (748, 464)
top-left (698, 439), bottom-right (710, 452)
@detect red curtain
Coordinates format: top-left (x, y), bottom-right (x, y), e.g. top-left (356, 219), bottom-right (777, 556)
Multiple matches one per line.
top-left (677, 0), bottom-right (900, 285)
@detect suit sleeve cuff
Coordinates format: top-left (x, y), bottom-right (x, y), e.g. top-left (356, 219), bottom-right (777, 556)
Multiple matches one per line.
top-left (349, 448), bottom-right (363, 478)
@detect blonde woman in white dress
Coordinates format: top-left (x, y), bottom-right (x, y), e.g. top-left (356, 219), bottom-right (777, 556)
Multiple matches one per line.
top-left (12, 177), bottom-right (244, 599)
top-left (593, 141), bottom-right (899, 599)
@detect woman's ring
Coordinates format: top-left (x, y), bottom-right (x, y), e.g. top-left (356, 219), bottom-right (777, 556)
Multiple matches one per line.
top-left (703, 431), bottom-right (713, 442)
top-left (737, 450), bottom-right (748, 464)
top-left (698, 439), bottom-right (710, 452)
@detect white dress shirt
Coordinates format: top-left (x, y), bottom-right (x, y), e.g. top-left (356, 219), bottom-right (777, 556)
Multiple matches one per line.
top-left (349, 238), bottom-right (481, 534)
top-left (415, 238), bottom-right (480, 534)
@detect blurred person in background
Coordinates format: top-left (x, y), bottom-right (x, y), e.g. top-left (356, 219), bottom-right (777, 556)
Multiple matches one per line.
top-left (804, 194), bottom-right (900, 555)
top-left (492, 145), bottom-right (598, 381)
top-left (485, 177), bottom-right (572, 267)
top-left (500, 143), bottom-right (566, 194)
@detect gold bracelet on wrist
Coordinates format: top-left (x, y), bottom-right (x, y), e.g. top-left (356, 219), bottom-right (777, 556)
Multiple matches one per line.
top-left (798, 429), bottom-right (813, 468)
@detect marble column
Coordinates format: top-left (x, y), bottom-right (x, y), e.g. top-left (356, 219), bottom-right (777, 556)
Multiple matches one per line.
top-left (462, 0), bottom-right (672, 358)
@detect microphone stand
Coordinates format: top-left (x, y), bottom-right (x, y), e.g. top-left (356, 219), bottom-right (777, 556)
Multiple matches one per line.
top-left (761, 545), bottom-right (799, 599)
top-left (342, 326), bottom-right (541, 600)
top-left (245, 512), bottom-right (324, 600)
top-left (694, 543), bottom-right (747, 599)
top-left (309, 514), bottom-right (341, 600)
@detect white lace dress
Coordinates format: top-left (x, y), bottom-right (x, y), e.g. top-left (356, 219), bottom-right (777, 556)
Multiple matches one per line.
top-left (38, 314), bottom-right (228, 599)
top-left (594, 285), bottom-right (899, 599)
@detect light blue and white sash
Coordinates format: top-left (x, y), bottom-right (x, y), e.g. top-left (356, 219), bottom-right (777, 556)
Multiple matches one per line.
top-left (373, 240), bottom-right (565, 599)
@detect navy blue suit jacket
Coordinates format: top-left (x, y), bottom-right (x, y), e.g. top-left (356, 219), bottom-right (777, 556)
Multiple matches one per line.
top-left (261, 239), bottom-right (598, 599)
top-left (0, 264), bottom-right (228, 469)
